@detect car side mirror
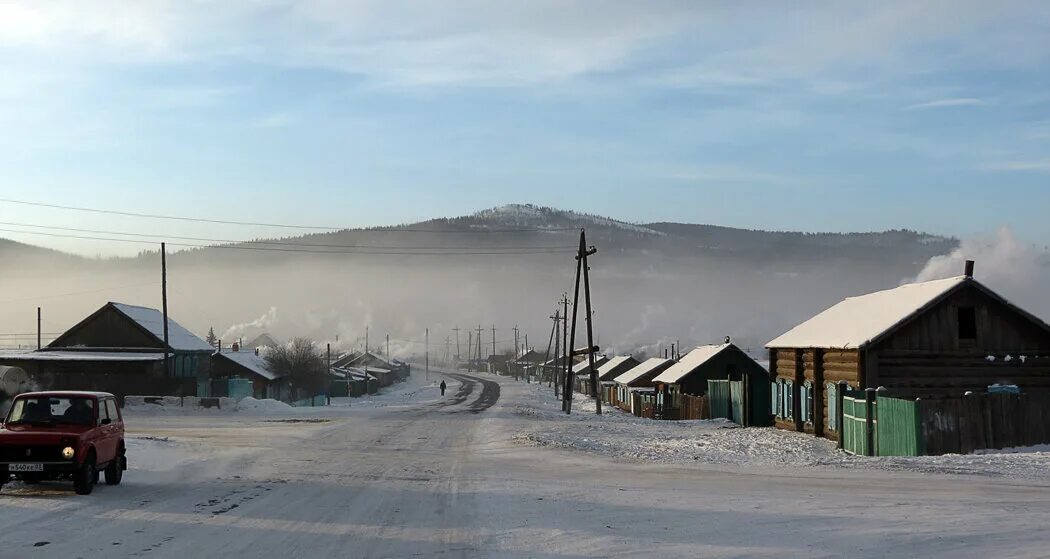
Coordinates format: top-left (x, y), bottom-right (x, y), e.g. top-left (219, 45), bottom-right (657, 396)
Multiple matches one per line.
top-left (100, 418), bottom-right (111, 425)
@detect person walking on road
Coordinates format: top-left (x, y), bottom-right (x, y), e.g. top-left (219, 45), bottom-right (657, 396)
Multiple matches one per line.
top-left (439, 380), bottom-right (447, 396)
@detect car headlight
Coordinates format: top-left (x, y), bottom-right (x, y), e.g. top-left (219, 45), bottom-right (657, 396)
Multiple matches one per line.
top-left (61, 446), bottom-right (75, 460)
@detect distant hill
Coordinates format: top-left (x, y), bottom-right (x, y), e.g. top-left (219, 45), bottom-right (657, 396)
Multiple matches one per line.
top-left (0, 204), bottom-right (960, 355)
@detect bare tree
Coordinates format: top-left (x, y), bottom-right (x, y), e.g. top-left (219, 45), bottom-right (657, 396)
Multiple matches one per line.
top-left (265, 337), bottom-right (327, 398)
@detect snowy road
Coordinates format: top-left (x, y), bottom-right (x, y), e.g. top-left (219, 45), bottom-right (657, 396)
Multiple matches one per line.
top-left (2, 371), bottom-right (1050, 558)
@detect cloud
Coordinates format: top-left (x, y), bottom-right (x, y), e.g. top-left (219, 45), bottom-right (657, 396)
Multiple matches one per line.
top-left (906, 98), bottom-right (988, 110)
top-left (222, 306), bottom-right (278, 341)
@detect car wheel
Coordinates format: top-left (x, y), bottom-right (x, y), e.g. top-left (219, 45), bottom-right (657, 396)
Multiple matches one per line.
top-left (104, 455), bottom-right (123, 486)
top-left (73, 457), bottom-right (95, 495)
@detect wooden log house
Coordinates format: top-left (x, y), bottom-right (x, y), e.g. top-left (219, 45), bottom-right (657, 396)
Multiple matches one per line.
top-left (766, 262), bottom-right (1050, 442)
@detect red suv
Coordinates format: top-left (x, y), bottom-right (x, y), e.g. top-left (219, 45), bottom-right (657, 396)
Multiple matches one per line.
top-left (0, 391), bottom-right (126, 495)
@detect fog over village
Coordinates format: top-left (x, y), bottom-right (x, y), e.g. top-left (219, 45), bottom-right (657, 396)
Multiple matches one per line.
top-left (2, 204), bottom-right (1048, 360)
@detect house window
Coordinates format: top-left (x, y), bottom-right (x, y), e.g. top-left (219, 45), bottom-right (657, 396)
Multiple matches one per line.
top-left (771, 380), bottom-right (781, 417)
top-left (782, 379), bottom-right (794, 420)
top-left (801, 382), bottom-right (814, 424)
top-left (958, 307), bottom-right (977, 340)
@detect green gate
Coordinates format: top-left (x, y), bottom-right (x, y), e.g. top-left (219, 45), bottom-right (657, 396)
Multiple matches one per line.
top-left (730, 381), bottom-right (744, 425)
top-left (842, 390), bottom-right (871, 456)
top-left (708, 380), bottom-right (731, 420)
top-left (876, 394), bottom-right (923, 456)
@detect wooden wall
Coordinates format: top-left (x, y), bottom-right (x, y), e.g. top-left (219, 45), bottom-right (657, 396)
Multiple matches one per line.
top-left (875, 283), bottom-right (1050, 396)
top-left (771, 348), bottom-right (860, 440)
top-left (50, 306), bottom-right (162, 349)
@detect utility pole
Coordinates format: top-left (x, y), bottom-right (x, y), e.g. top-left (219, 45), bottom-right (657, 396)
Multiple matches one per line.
top-left (365, 326), bottom-right (369, 356)
top-left (445, 336), bottom-right (451, 367)
top-left (563, 252), bottom-right (583, 413)
top-left (543, 311), bottom-right (557, 389)
top-left (467, 330), bottom-right (473, 371)
top-left (453, 326), bottom-right (461, 362)
top-left (552, 310), bottom-right (561, 395)
top-left (562, 293), bottom-right (569, 402)
top-left (36, 307), bottom-right (41, 350)
top-left (425, 328), bottom-right (429, 381)
top-left (161, 242), bottom-right (171, 378)
top-left (563, 230), bottom-right (600, 414)
top-left (476, 325), bottom-right (483, 366)
top-left (513, 325), bottom-right (520, 358)
top-left (326, 343), bottom-right (332, 405)
top-left (579, 229), bottom-right (601, 415)
top-left (491, 325), bottom-right (496, 357)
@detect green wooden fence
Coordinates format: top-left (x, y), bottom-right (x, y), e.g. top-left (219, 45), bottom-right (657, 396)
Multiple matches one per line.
top-left (842, 390), bottom-right (871, 456)
top-left (876, 394), bottom-right (923, 456)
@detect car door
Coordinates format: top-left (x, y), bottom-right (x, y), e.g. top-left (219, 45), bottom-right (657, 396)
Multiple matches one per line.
top-left (105, 399), bottom-right (123, 453)
top-left (94, 399), bottom-right (116, 463)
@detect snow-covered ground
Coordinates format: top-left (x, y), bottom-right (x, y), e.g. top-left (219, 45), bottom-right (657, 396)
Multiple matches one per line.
top-left (511, 378), bottom-right (1050, 479)
top-left (2, 369), bottom-right (1049, 558)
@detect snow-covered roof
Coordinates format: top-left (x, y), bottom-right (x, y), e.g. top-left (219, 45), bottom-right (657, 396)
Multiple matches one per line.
top-left (766, 276), bottom-right (967, 349)
top-left (110, 302), bottom-right (214, 352)
top-left (595, 356), bottom-right (638, 381)
top-left (216, 350), bottom-right (283, 381)
top-left (572, 355), bottom-right (608, 374)
top-left (653, 344), bottom-right (732, 384)
top-left (4, 351), bottom-right (166, 362)
top-left (613, 358), bottom-right (674, 386)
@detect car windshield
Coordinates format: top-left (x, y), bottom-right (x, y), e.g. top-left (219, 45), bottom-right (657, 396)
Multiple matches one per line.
top-left (6, 397), bottom-right (96, 426)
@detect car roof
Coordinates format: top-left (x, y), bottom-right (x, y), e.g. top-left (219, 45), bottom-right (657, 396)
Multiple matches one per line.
top-left (15, 391), bottom-right (115, 399)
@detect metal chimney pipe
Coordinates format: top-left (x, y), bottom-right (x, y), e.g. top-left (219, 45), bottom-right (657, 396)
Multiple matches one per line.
top-left (965, 260), bottom-right (975, 278)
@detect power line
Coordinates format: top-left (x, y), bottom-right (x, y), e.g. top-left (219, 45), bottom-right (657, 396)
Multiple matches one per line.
top-left (0, 198), bottom-right (578, 233)
top-left (0, 221), bottom-right (577, 251)
top-left (0, 228), bottom-right (576, 255)
top-left (0, 281), bottom-right (160, 304)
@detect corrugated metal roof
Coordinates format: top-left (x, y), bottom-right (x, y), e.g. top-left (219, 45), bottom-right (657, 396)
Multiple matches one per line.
top-left (766, 276), bottom-right (966, 349)
top-left (613, 358), bottom-right (673, 386)
top-left (110, 302), bottom-right (214, 352)
top-left (652, 344), bottom-right (732, 384)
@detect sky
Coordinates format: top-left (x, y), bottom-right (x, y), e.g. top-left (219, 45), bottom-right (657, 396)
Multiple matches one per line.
top-left (1, 1), bottom-right (1049, 256)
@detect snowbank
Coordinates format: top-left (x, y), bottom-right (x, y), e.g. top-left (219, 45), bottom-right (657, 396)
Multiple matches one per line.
top-left (509, 380), bottom-right (1050, 478)
top-left (236, 397), bottom-right (293, 412)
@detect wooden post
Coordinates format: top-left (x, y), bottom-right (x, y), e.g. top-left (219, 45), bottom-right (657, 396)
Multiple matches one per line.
top-left (161, 242), bottom-right (171, 378)
top-left (837, 380), bottom-right (848, 450)
top-left (36, 306), bottom-right (41, 350)
top-left (794, 349), bottom-right (804, 432)
top-left (814, 349), bottom-right (825, 437)
top-left (865, 387), bottom-right (877, 456)
top-left (579, 229), bottom-right (601, 415)
top-left (563, 254), bottom-right (583, 414)
top-left (425, 328), bottom-right (429, 381)
top-left (326, 343), bottom-right (331, 405)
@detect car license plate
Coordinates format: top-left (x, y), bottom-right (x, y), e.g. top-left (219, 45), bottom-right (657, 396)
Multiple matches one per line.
top-left (8, 463), bottom-right (44, 472)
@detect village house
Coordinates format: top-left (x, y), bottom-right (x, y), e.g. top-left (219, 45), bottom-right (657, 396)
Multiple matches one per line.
top-left (652, 342), bottom-right (770, 425)
top-left (211, 346), bottom-right (290, 401)
top-left (581, 355), bottom-right (640, 399)
top-left (766, 262), bottom-right (1050, 442)
top-left (612, 357), bottom-right (674, 413)
top-left (0, 302), bottom-right (214, 402)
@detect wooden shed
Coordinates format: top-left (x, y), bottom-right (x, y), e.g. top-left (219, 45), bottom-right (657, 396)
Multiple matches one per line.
top-left (766, 264), bottom-right (1050, 442)
top-left (211, 348), bottom-right (289, 400)
top-left (652, 343), bottom-right (770, 425)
